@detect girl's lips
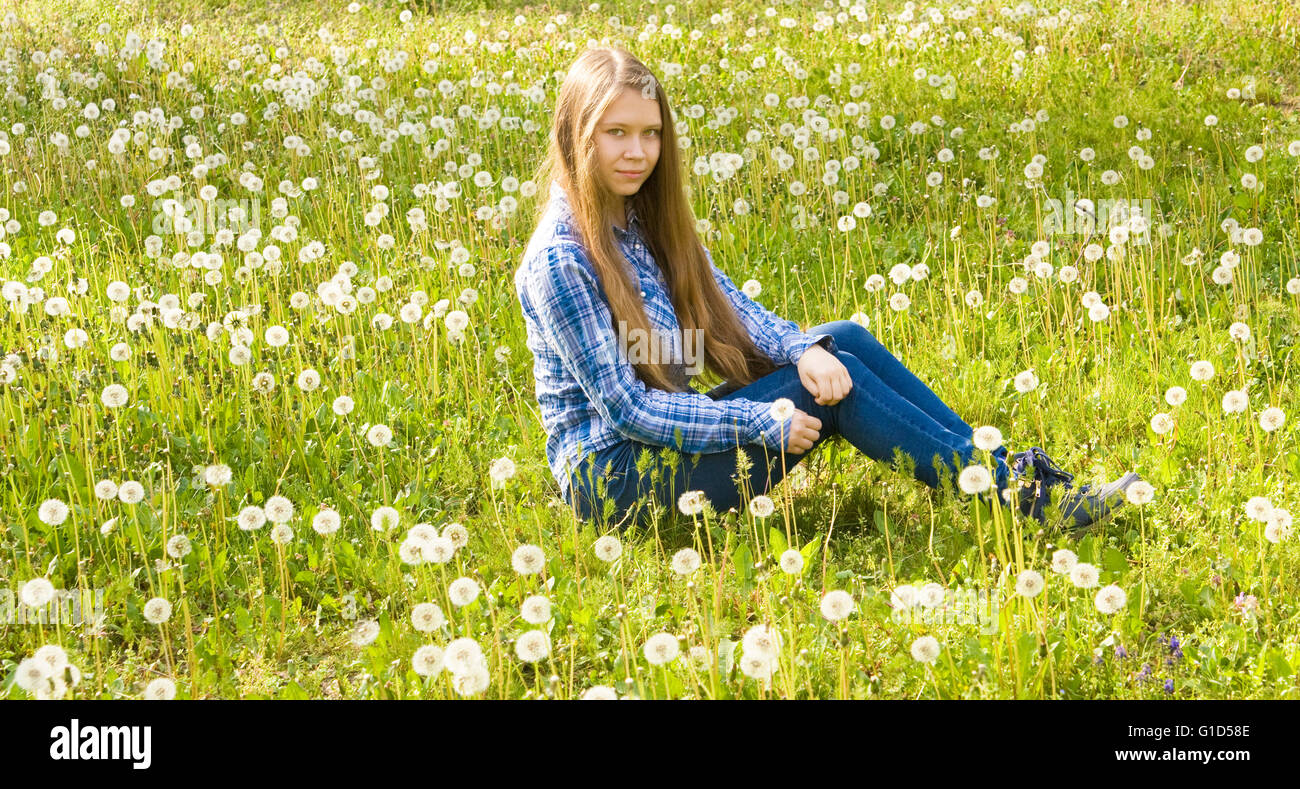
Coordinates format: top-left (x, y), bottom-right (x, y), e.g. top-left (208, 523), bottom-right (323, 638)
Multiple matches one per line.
top-left (616, 170), bottom-right (644, 177)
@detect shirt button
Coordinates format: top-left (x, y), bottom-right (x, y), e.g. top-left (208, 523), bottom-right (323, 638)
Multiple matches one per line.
top-left (640, 290), bottom-right (646, 297)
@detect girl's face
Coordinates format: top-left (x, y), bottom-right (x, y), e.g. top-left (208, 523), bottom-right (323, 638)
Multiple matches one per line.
top-left (592, 87), bottom-right (662, 203)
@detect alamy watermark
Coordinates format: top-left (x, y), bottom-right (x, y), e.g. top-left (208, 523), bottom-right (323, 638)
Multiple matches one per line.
top-left (890, 585), bottom-right (1001, 634)
top-left (1043, 188), bottom-right (1156, 244)
top-left (610, 320), bottom-right (705, 375)
top-left (151, 196), bottom-right (261, 239)
top-left (2, 587), bottom-right (105, 626)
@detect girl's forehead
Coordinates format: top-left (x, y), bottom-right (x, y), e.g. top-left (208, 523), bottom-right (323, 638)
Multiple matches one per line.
top-left (599, 89), bottom-right (661, 124)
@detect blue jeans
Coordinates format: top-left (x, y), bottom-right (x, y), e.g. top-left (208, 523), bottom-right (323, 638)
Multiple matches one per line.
top-left (564, 320), bottom-right (1012, 530)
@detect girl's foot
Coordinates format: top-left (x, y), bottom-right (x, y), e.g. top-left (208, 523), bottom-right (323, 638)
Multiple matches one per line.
top-left (1009, 447), bottom-right (1141, 531)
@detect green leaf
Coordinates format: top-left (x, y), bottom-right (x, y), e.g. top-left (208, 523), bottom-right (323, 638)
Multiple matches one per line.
top-left (278, 681), bottom-right (310, 700)
top-left (1102, 547), bottom-right (1128, 576)
top-left (799, 535), bottom-right (822, 571)
top-left (768, 527), bottom-right (787, 558)
top-left (717, 638), bottom-right (737, 678)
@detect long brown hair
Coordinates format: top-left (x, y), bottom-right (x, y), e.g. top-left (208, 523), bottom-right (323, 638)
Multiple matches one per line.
top-left (532, 46), bottom-right (779, 394)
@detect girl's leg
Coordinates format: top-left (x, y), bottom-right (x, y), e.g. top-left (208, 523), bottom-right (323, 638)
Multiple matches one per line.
top-left (806, 320), bottom-right (1011, 472)
top-left (809, 320), bottom-right (976, 439)
top-left (568, 322), bottom-right (1011, 527)
top-left (568, 436), bottom-right (800, 528)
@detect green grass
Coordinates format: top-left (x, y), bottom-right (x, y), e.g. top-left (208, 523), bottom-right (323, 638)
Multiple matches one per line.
top-left (1, 0), bottom-right (1299, 699)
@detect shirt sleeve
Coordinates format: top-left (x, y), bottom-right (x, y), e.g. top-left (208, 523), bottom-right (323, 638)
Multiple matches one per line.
top-left (522, 242), bottom-right (778, 453)
top-left (704, 245), bottom-right (839, 365)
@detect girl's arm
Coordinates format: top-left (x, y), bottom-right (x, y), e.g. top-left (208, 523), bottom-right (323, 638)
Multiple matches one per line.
top-left (704, 246), bottom-right (839, 366)
top-left (521, 243), bottom-right (788, 453)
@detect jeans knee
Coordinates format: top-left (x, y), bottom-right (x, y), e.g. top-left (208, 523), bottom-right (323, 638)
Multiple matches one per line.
top-left (826, 318), bottom-right (875, 348)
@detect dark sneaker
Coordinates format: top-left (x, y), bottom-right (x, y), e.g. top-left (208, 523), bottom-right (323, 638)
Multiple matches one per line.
top-left (1009, 447), bottom-right (1076, 522)
top-left (1009, 448), bottom-right (1141, 531)
top-left (1056, 471), bottom-right (1142, 532)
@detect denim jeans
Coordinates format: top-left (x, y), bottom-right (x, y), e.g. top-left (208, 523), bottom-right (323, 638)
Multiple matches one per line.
top-left (564, 320), bottom-right (1012, 530)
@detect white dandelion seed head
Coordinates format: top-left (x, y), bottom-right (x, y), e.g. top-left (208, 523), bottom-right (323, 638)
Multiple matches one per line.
top-left (166, 534), bottom-right (192, 559)
top-left (643, 632), bottom-right (681, 666)
top-left (15, 658), bottom-right (54, 692)
top-left (1150, 413), bottom-right (1175, 435)
top-left (143, 596), bottom-right (172, 624)
top-left (312, 507), bottom-right (341, 536)
top-left (444, 637), bottom-right (485, 675)
top-left (739, 652), bottom-right (778, 682)
top-left (768, 398), bottom-right (795, 423)
top-left (521, 594), bottom-right (552, 625)
top-left (370, 506), bottom-right (400, 532)
top-left (143, 677), bottom-right (177, 700)
top-left (489, 456), bottom-right (517, 485)
top-left (351, 619), bottom-right (380, 647)
top-left (447, 577), bottom-right (480, 607)
top-left (748, 495), bottom-right (776, 518)
top-left (1013, 370), bottom-right (1039, 393)
top-left (671, 547), bottom-right (702, 576)
top-left (778, 548), bottom-right (805, 575)
top-left (1051, 549), bottom-right (1078, 574)
top-left (1125, 480), bottom-right (1155, 505)
top-left (203, 464), bottom-right (233, 487)
top-left (412, 644), bottom-right (445, 676)
top-left (1015, 569), bottom-right (1045, 597)
top-left (100, 383), bottom-right (129, 408)
top-left (38, 498), bottom-right (70, 526)
top-left (593, 535), bottom-right (623, 562)
top-left (820, 589), bottom-right (855, 621)
top-left (1264, 519), bottom-right (1292, 544)
top-left (366, 423), bottom-right (393, 447)
top-left (1221, 389), bottom-right (1248, 414)
top-left (452, 665), bottom-right (491, 696)
top-left (117, 480), bottom-right (145, 504)
top-left (33, 644), bottom-right (70, 674)
top-left (1070, 562), bottom-right (1100, 589)
top-left (411, 602), bottom-right (446, 633)
top-left (442, 522), bottom-right (469, 549)
top-left (514, 629), bottom-right (551, 663)
top-left (910, 635), bottom-right (941, 663)
top-left (677, 490), bottom-right (708, 516)
top-left (582, 685), bottom-right (618, 699)
top-left (93, 479), bottom-right (119, 500)
top-left (511, 544), bottom-right (545, 575)
top-left (1258, 407), bottom-right (1285, 432)
top-left (20, 577), bottom-right (56, 607)
top-left (1245, 496), bottom-right (1274, 522)
top-left (264, 494), bottom-right (294, 523)
top-left (958, 465), bottom-right (992, 494)
top-left (1094, 584), bottom-right (1128, 614)
top-left (972, 425), bottom-right (1003, 452)
top-left (237, 505), bottom-right (266, 531)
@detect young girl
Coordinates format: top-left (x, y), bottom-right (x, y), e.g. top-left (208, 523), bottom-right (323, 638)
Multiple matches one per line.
top-left (515, 47), bottom-right (1140, 532)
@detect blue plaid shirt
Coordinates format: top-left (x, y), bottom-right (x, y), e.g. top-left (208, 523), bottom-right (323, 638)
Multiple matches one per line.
top-left (515, 183), bottom-right (837, 500)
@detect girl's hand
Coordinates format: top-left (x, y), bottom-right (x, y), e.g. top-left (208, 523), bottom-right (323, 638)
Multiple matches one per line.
top-left (796, 344), bottom-right (853, 406)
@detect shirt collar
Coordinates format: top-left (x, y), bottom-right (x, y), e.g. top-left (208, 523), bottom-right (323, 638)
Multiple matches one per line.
top-left (549, 182), bottom-right (642, 237)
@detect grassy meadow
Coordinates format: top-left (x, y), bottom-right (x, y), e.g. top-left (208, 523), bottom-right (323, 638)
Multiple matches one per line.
top-left (2, 0), bottom-right (1300, 699)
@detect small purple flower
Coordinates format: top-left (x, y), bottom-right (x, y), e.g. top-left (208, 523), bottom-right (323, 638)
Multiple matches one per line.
top-left (1136, 664), bottom-right (1153, 684)
top-left (1093, 653), bottom-right (1105, 666)
top-left (1114, 645), bottom-right (1128, 659)
top-left (1164, 678), bottom-right (1174, 694)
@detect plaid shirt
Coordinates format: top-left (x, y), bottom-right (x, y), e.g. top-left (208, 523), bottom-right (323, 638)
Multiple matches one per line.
top-left (515, 183), bottom-right (837, 499)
